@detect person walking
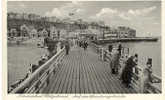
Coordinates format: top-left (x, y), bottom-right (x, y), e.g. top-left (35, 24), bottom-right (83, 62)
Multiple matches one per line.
top-left (118, 43), bottom-right (122, 56)
top-left (111, 50), bottom-right (120, 74)
top-left (65, 40), bottom-right (70, 55)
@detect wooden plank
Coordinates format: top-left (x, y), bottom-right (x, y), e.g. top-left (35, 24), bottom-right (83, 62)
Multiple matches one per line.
top-left (91, 61), bottom-right (108, 93)
top-left (100, 60), bottom-right (135, 93)
top-left (50, 58), bottom-right (68, 93)
top-left (94, 62), bottom-right (115, 93)
top-left (100, 61), bottom-right (124, 93)
top-left (79, 52), bottom-right (85, 94)
top-left (58, 56), bottom-right (72, 93)
top-left (66, 54), bottom-right (74, 93)
top-left (46, 63), bottom-right (63, 93)
top-left (86, 56), bottom-right (100, 93)
top-left (42, 67), bottom-right (56, 93)
top-left (81, 53), bottom-right (89, 93)
top-left (83, 55), bottom-right (93, 93)
top-left (42, 46), bottom-right (137, 93)
top-left (88, 48), bottom-right (110, 93)
top-left (45, 63), bottom-right (64, 93)
top-left (71, 49), bottom-right (78, 93)
top-left (60, 59), bottom-right (72, 93)
top-left (82, 50), bottom-right (96, 93)
top-left (89, 58), bottom-right (104, 93)
top-left (89, 47), bottom-right (129, 93)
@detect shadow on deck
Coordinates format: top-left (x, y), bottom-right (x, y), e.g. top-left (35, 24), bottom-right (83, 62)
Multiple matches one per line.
top-left (43, 46), bottom-right (137, 93)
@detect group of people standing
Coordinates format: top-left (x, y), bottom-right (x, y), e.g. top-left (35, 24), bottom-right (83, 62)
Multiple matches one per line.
top-left (77, 40), bottom-right (88, 50)
top-left (64, 39), bottom-right (89, 55)
top-left (110, 43), bottom-right (154, 90)
top-left (109, 43), bottom-right (139, 88)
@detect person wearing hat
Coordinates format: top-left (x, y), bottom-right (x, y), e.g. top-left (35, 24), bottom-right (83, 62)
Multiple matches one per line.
top-left (121, 55), bottom-right (137, 88)
top-left (118, 43), bottom-right (122, 56)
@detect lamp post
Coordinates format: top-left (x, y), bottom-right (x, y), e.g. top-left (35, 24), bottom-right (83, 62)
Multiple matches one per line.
top-left (103, 27), bottom-right (105, 39)
top-left (102, 26), bottom-right (105, 40)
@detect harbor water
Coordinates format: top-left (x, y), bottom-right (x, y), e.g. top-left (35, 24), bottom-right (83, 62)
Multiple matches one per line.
top-left (7, 39), bottom-right (48, 87)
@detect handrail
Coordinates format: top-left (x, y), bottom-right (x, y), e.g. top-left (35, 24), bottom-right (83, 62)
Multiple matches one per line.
top-left (89, 42), bottom-right (161, 93)
top-left (10, 47), bottom-right (65, 93)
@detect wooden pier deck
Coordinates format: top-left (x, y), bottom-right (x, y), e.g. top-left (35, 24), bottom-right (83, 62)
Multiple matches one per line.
top-left (43, 46), bottom-right (137, 93)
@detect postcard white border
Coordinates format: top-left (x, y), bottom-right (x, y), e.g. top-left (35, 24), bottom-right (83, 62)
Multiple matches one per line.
top-left (2, 0), bottom-right (165, 100)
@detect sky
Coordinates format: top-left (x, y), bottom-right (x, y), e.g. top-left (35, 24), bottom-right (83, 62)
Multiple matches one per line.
top-left (7, 1), bottom-right (161, 37)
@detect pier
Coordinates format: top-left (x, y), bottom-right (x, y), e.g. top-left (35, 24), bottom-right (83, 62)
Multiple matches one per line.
top-left (9, 41), bottom-right (161, 94)
top-left (7, 1), bottom-right (162, 95)
top-left (93, 37), bottom-right (158, 45)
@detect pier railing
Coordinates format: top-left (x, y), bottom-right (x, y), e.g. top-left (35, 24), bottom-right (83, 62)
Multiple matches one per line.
top-left (90, 42), bottom-right (161, 93)
top-left (10, 47), bottom-right (66, 93)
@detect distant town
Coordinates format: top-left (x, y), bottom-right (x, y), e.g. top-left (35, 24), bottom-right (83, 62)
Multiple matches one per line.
top-left (7, 12), bottom-right (136, 40)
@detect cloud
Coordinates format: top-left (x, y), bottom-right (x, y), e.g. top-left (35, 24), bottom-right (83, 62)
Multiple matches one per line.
top-left (90, 6), bottom-right (157, 22)
top-left (89, 8), bottom-right (119, 24)
top-left (128, 6), bottom-right (157, 16)
top-left (89, 8), bottom-right (121, 22)
top-left (76, 8), bottom-right (85, 13)
top-left (45, 8), bottom-right (63, 18)
top-left (45, 1), bottom-right (85, 19)
top-left (88, 6), bottom-right (160, 37)
top-left (118, 13), bottom-right (131, 20)
top-left (96, 8), bottom-right (118, 17)
top-left (119, 6), bottom-right (157, 20)
top-left (71, 1), bottom-right (80, 5)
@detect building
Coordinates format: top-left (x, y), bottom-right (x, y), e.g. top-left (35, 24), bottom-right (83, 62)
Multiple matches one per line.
top-left (20, 24), bottom-right (29, 37)
top-left (28, 14), bottom-right (37, 21)
top-left (128, 29), bottom-right (136, 38)
top-left (48, 16), bottom-right (58, 22)
top-left (22, 13), bottom-right (29, 20)
top-left (29, 28), bottom-right (37, 38)
top-left (117, 26), bottom-right (136, 38)
top-left (50, 26), bottom-right (58, 38)
top-left (103, 27), bottom-right (118, 38)
top-left (37, 28), bottom-right (48, 37)
top-left (8, 28), bottom-right (18, 37)
top-left (15, 13), bottom-right (22, 19)
top-left (8, 12), bottom-right (17, 19)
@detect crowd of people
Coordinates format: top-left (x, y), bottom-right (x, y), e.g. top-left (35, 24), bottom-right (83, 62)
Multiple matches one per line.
top-left (76, 40), bottom-right (89, 50)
